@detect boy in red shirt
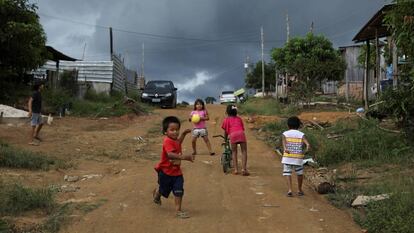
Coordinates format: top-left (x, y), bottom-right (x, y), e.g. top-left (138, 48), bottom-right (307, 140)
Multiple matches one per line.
top-left (153, 116), bottom-right (193, 218)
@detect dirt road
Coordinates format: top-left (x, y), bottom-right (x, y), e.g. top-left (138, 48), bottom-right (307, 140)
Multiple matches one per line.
top-left (0, 105), bottom-right (360, 233)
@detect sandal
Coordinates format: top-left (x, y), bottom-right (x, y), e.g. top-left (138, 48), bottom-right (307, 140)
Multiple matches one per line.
top-left (232, 170), bottom-right (239, 175)
top-left (241, 170), bottom-right (250, 176)
top-left (176, 211), bottom-right (190, 219)
top-left (28, 141), bottom-right (39, 146)
top-left (298, 191), bottom-right (305, 196)
top-left (152, 189), bottom-right (161, 205)
top-left (210, 152), bottom-right (215, 156)
top-left (286, 192), bottom-right (293, 197)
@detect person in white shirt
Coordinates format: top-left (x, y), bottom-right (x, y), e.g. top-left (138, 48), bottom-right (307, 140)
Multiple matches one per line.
top-left (282, 116), bottom-right (312, 197)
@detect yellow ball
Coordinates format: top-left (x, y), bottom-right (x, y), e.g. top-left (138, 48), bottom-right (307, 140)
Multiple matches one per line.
top-left (191, 114), bottom-right (201, 123)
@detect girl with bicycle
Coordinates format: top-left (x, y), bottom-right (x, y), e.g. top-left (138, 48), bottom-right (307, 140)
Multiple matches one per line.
top-left (221, 104), bottom-right (249, 176)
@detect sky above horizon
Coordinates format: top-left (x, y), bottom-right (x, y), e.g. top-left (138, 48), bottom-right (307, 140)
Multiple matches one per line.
top-left (34, 0), bottom-right (390, 102)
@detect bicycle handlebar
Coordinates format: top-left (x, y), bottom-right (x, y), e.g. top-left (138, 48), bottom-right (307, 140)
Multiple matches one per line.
top-left (213, 135), bottom-right (225, 139)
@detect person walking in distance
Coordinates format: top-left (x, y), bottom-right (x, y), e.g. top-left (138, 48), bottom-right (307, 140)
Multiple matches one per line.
top-left (28, 82), bottom-right (44, 146)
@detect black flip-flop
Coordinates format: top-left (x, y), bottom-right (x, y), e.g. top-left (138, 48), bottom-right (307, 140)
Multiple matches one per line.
top-left (287, 192), bottom-right (293, 197)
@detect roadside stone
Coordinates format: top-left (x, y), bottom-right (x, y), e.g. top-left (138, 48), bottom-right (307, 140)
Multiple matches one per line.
top-left (64, 175), bottom-right (80, 182)
top-left (60, 184), bottom-right (80, 193)
top-left (82, 174), bottom-right (103, 180)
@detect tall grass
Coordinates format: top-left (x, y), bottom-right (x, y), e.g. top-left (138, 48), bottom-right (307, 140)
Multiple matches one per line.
top-left (238, 98), bottom-right (299, 116)
top-left (262, 118), bottom-right (413, 166)
top-left (0, 183), bottom-right (55, 215)
top-left (330, 176), bottom-right (414, 233)
top-left (0, 143), bottom-right (65, 170)
top-left (316, 119), bottom-right (412, 166)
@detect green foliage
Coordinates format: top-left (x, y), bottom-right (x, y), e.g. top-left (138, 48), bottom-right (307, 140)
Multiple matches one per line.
top-left (385, 0), bottom-right (414, 68)
top-left (0, 182), bottom-right (55, 215)
top-left (330, 176), bottom-right (414, 233)
top-left (381, 1), bottom-right (414, 140)
top-left (205, 96), bottom-right (216, 104)
top-left (238, 97), bottom-right (300, 116)
top-left (316, 119), bottom-right (412, 165)
top-left (0, 143), bottom-right (65, 170)
top-left (263, 117), bottom-right (413, 166)
top-left (0, 219), bottom-right (8, 232)
top-left (357, 43), bottom-right (383, 68)
top-left (59, 71), bottom-right (78, 97)
top-left (362, 192), bottom-right (414, 233)
top-left (84, 89), bottom-right (113, 103)
top-left (245, 61), bottom-right (276, 91)
top-left (0, 0), bottom-right (47, 78)
top-left (41, 204), bottom-right (71, 233)
top-left (42, 88), bottom-right (72, 114)
top-left (272, 33), bottom-right (346, 103)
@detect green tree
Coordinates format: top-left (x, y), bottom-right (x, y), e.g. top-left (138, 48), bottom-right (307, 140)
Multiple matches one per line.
top-left (205, 96), bottom-right (216, 104)
top-left (0, 0), bottom-right (47, 81)
top-left (380, 0), bottom-right (414, 140)
top-left (245, 61), bottom-right (276, 93)
top-left (271, 33), bottom-right (346, 103)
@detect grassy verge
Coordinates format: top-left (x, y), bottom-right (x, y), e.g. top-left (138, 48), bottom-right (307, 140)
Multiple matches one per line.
top-left (43, 89), bottom-right (152, 117)
top-left (0, 183), bottom-right (55, 216)
top-left (260, 118), bottom-right (414, 232)
top-left (238, 97), bottom-right (300, 117)
top-left (0, 143), bottom-right (67, 170)
top-left (0, 182), bottom-right (107, 233)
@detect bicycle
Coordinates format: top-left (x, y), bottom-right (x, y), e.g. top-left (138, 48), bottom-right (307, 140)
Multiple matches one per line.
top-left (213, 135), bottom-right (232, 173)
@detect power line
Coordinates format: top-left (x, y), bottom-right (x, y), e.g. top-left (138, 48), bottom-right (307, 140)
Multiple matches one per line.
top-left (39, 12), bottom-right (266, 43)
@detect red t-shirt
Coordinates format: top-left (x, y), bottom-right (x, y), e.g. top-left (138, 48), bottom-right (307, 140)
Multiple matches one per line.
top-left (154, 137), bottom-right (182, 176)
top-left (221, 116), bottom-right (245, 135)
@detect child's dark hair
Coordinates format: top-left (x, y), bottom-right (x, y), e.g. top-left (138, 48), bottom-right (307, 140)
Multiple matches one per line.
top-left (287, 116), bottom-right (301, 129)
top-left (162, 116), bottom-right (181, 133)
top-left (226, 104), bottom-right (238, 116)
top-left (193, 99), bottom-right (205, 110)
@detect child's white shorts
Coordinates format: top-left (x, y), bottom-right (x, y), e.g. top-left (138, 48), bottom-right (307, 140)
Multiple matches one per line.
top-left (283, 164), bottom-right (304, 176)
top-left (192, 128), bottom-right (208, 138)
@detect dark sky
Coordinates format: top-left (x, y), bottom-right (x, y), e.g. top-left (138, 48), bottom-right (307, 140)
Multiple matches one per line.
top-left (35, 0), bottom-right (390, 102)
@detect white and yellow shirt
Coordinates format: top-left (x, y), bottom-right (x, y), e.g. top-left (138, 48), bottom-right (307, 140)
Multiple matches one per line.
top-left (282, 129), bottom-right (305, 166)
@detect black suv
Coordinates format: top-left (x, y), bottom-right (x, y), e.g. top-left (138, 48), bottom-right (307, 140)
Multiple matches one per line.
top-left (140, 80), bottom-right (177, 108)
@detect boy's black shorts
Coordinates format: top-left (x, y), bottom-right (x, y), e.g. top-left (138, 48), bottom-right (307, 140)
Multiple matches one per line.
top-left (157, 170), bottom-right (184, 198)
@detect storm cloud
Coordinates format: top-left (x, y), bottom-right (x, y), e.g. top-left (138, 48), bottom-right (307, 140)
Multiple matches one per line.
top-left (35, 0), bottom-right (389, 102)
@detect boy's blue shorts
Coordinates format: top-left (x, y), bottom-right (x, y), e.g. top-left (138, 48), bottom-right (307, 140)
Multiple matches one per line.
top-left (157, 170), bottom-right (184, 198)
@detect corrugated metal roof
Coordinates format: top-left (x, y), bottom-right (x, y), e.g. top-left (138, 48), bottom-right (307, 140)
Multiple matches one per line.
top-left (36, 60), bottom-right (114, 83)
top-left (353, 4), bottom-right (393, 42)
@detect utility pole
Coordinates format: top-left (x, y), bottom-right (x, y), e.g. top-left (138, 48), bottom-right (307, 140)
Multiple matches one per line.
top-left (109, 27), bottom-right (113, 58)
top-left (283, 12), bottom-right (290, 100)
top-left (82, 43), bottom-right (87, 60)
top-left (286, 12), bottom-right (290, 42)
top-left (310, 21), bottom-right (314, 34)
top-left (364, 40), bottom-right (370, 110)
top-left (141, 43), bottom-right (145, 78)
top-left (244, 54), bottom-right (249, 83)
top-left (261, 26), bottom-right (265, 96)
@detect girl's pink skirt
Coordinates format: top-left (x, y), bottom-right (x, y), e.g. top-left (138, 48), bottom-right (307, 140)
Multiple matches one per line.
top-left (229, 131), bottom-right (246, 144)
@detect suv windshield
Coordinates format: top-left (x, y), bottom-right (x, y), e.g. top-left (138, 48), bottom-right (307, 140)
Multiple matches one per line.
top-left (145, 81), bottom-right (173, 90)
top-left (222, 91), bottom-right (234, 95)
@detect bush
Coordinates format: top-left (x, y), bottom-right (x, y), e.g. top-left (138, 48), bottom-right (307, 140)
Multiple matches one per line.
top-left (0, 143), bottom-right (63, 170)
top-left (0, 183), bottom-right (55, 215)
top-left (42, 88), bottom-right (71, 114)
top-left (316, 119), bottom-right (412, 166)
